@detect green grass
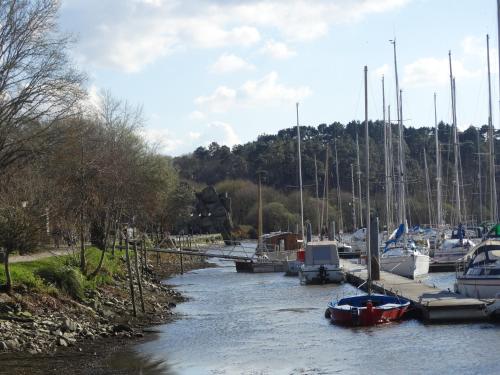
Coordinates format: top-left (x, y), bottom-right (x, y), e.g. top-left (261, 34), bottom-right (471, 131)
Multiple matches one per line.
top-left (0, 247), bottom-right (126, 298)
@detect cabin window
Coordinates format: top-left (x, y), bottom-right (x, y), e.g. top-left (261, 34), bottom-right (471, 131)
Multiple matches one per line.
top-left (472, 252), bottom-right (487, 265)
top-left (467, 268), bottom-right (483, 276)
top-left (487, 250), bottom-right (500, 261)
top-left (487, 269), bottom-right (500, 275)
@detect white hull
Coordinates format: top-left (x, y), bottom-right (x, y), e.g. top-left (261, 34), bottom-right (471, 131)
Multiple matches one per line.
top-left (299, 264), bottom-right (344, 284)
top-left (381, 254), bottom-right (430, 279)
top-left (455, 277), bottom-right (500, 299)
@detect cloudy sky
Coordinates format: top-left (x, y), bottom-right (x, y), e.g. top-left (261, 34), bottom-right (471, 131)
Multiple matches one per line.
top-left (60, 0), bottom-right (499, 156)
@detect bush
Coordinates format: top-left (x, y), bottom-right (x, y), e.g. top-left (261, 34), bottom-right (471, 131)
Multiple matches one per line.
top-left (36, 265), bottom-right (85, 300)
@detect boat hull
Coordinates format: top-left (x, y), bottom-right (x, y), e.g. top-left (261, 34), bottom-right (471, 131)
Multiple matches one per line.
top-left (299, 265), bottom-right (344, 284)
top-left (455, 277), bottom-right (500, 299)
top-left (381, 254), bottom-right (430, 279)
top-left (326, 294), bottom-right (410, 326)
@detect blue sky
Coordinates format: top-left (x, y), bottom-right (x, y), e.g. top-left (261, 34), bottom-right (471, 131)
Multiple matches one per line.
top-left (59, 0), bottom-right (499, 156)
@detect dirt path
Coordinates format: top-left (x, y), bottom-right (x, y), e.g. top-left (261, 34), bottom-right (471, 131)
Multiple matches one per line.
top-left (9, 247), bottom-right (77, 264)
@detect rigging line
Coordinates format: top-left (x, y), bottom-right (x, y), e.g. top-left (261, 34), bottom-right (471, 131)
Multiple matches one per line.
top-left (352, 75), bottom-right (364, 122)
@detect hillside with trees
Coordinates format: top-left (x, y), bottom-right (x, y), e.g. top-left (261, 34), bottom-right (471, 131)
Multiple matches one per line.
top-left (174, 121), bottom-right (495, 233)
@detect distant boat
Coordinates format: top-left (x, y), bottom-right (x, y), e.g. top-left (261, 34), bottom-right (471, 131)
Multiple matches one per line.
top-left (325, 294), bottom-right (410, 326)
top-left (298, 241), bottom-right (344, 284)
top-left (433, 225), bottom-right (476, 264)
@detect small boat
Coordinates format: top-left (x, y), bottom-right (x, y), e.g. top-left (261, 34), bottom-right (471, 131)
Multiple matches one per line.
top-left (325, 294), bottom-right (410, 326)
top-left (299, 241), bottom-right (344, 284)
top-left (433, 225), bottom-right (477, 264)
top-left (454, 224), bottom-right (500, 299)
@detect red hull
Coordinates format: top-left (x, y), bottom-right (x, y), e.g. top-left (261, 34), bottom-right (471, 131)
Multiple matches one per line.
top-left (329, 305), bottom-right (408, 326)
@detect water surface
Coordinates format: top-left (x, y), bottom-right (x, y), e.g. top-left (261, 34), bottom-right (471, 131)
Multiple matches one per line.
top-left (111, 255), bottom-right (500, 375)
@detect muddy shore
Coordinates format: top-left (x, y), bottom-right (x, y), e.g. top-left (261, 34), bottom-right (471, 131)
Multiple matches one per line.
top-left (0, 253), bottom-right (213, 375)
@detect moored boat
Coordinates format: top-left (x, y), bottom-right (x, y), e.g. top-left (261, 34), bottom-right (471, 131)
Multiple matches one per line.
top-left (325, 294), bottom-right (410, 326)
top-left (299, 241), bottom-right (344, 284)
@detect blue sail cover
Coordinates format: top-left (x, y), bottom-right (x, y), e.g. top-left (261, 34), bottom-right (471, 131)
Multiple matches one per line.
top-left (384, 223), bottom-right (405, 252)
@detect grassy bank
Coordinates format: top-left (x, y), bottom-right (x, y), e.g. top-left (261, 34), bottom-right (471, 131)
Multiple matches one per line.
top-left (0, 247), bottom-right (125, 299)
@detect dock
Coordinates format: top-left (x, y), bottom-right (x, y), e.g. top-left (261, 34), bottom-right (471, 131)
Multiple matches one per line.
top-left (340, 259), bottom-right (490, 322)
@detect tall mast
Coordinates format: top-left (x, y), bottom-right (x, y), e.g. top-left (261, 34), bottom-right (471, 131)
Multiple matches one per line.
top-left (356, 130), bottom-right (363, 227)
top-left (477, 129), bottom-right (483, 224)
top-left (314, 155), bottom-right (321, 236)
top-left (391, 38), bottom-right (403, 224)
top-left (364, 65), bottom-right (371, 286)
top-left (325, 146), bottom-right (330, 230)
top-left (449, 52), bottom-right (461, 223)
top-left (257, 172), bottom-right (263, 248)
top-left (388, 104), bottom-right (394, 227)
top-left (424, 148), bottom-right (432, 225)
top-left (351, 163), bottom-right (357, 230)
top-left (399, 89), bottom-right (406, 225)
top-left (296, 103), bottom-right (305, 238)
top-left (488, 33), bottom-right (498, 222)
top-left (383, 75), bottom-right (391, 232)
top-left (334, 139), bottom-right (343, 233)
top-left (434, 93), bottom-right (442, 227)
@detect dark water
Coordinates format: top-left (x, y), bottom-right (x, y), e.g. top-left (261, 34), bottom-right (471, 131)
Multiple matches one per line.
top-left (109, 255), bottom-right (500, 375)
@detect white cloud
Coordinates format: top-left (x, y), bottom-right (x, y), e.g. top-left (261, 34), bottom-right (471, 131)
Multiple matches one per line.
top-left (260, 40), bottom-right (296, 59)
top-left (61, 0), bottom-right (411, 72)
top-left (403, 57), bottom-right (481, 88)
top-left (189, 131), bottom-right (202, 140)
top-left (188, 110), bottom-right (206, 121)
top-left (195, 86), bottom-right (237, 113)
top-left (84, 84), bottom-right (102, 111)
top-left (462, 35), bottom-right (499, 73)
top-left (374, 63), bottom-right (390, 78)
top-left (138, 127), bottom-right (183, 154)
top-left (210, 53), bottom-right (255, 73)
top-left (195, 71), bottom-right (311, 113)
top-left (206, 121), bottom-right (241, 146)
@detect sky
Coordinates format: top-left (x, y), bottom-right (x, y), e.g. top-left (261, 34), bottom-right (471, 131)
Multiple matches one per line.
top-left (59, 0), bottom-right (500, 156)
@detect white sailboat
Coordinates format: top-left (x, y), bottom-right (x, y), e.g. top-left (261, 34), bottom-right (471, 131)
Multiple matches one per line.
top-left (380, 40), bottom-right (430, 279)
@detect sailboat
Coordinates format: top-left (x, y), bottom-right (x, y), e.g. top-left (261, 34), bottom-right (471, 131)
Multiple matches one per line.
top-left (379, 39), bottom-right (429, 279)
top-left (325, 66), bottom-right (410, 326)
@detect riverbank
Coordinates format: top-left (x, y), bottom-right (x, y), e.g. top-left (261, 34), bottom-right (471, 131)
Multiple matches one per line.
top-left (0, 247), bottom-right (213, 374)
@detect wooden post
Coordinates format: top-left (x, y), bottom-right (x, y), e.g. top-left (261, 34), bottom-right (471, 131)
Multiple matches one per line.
top-left (141, 236), bottom-right (148, 273)
top-left (133, 237), bottom-right (145, 313)
top-left (371, 217), bottom-right (380, 281)
top-left (124, 226), bottom-right (137, 317)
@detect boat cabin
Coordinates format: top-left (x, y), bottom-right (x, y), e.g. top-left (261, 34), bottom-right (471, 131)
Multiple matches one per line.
top-left (304, 241), bottom-right (340, 266)
top-left (258, 232), bottom-right (300, 253)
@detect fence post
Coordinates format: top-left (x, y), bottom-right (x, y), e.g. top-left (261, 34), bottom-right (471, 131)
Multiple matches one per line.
top-left (133, 235), bottom-right (145, 313)
top-left (124, 225), bottom-right (137, 317)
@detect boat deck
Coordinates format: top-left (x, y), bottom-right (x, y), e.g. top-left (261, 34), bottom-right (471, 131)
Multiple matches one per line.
top-left (340, 259), bottom-right (490, 322)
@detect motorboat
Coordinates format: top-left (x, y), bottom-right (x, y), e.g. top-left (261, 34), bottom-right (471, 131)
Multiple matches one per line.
top-left (299, 241), bottom-right (344, 284)
top-left (454, 225), bottom-right (500, 299)
top-left (325, 294), bottom-right (410, 326)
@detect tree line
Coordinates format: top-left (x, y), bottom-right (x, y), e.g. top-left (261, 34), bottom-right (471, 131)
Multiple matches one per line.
top-left (175, 120), bottom-right (497, 233)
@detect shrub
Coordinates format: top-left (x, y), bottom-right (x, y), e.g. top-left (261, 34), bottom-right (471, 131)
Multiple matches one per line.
top-left (36, 265), bottom-right (84, 300)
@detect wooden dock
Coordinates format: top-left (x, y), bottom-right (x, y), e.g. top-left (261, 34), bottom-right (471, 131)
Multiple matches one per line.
top-left (340, 260), bottom-right (490, 322)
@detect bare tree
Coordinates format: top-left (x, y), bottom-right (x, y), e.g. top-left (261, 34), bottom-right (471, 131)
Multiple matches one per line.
top-left (0, 0), bottom-right (85, 172)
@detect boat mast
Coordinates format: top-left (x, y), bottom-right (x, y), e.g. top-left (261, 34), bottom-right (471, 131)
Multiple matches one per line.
top-left (325, 146), bottom-right (330, 231)
top-left (383, 75), bottom-right (391, 232)
top-left (388, 104), bottom-right (394, 227)
top-left (390, 39), bottom-right (402, 226)
top-left (314, 155), bottom-right (321, 236)
top-left (477, 129), bottom-right (483, 224)
top-left (296, 103), bottom-right (305, 239)
top-left (449, 52), bottom-right (461, 224)
top-left (488, 33), bottom-right (498, 222)
top-left (399, 89), bottom-right (407, 231)
top-left (351, 163), bottom-right (357, 230)
top-left (364, 65), bottom-right (372, 288)
top-left (334, 139), bottom-right (343, 234)
top-left (257, 172), bottom-right (263, 249)
top-left (424, 148), bottom-right (432, 226)
top-left (356, 129), bottom-right (363, 227)
top-left (434, 93), bottom-right (443, 227)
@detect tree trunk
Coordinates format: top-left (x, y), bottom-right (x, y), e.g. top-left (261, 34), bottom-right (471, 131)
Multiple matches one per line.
top-left (89, 213), bottom-right (112, 279)
top-left (3, 251), bottom-right (11, 293)
top-left (124, 227), bottom-right (137, 317)
top-left (80, 210), bottom-right (86, 274)
top-left (133, 239), bottom-right (145, 313)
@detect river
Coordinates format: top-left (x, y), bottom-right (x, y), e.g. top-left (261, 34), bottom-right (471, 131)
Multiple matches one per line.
top-left (105, 246), bottom-right (500, 375)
